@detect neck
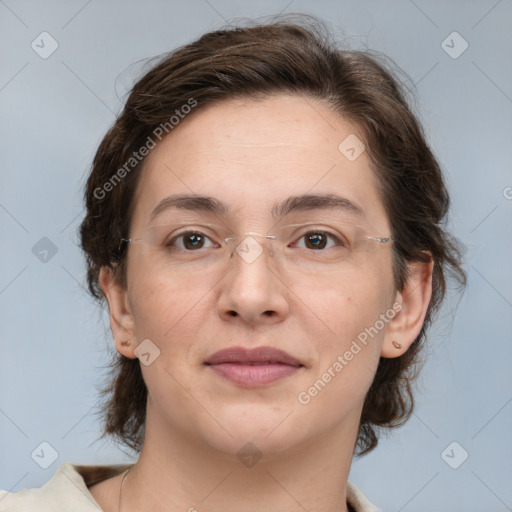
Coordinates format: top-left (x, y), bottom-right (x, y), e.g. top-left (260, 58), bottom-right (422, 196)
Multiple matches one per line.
top-left (120, 406), bottom-right (359, 512)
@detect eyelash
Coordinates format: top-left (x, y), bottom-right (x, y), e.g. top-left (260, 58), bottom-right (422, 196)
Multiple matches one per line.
top-left (167, 230), bottom-right (346, 251)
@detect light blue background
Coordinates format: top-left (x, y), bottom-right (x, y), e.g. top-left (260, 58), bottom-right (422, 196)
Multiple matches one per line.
top-left (1, 1), bottom-right (511, 510)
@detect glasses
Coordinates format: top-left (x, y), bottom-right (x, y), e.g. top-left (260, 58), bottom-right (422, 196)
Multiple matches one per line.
top-left (119, 220), bottom-right (393, 275)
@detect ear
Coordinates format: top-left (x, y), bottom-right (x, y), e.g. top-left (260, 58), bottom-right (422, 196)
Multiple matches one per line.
top-left (99, 265), bottom-right (137, 359)
top-left (381, 257), bottom-right (434, 358)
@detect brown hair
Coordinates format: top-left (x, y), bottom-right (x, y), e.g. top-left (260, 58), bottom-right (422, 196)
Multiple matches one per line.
top-left (80, 15), bottom-right (466, 456)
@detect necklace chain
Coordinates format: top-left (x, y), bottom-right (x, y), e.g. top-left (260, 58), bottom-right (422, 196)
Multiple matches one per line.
top-left (118, 468), bottom-right (131, 512)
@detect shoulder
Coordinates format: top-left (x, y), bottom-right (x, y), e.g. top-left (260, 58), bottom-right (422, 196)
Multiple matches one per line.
top-left (346, 481), bottom-right (381, 512)
top-left (0, 462), bottom-right (132, 512)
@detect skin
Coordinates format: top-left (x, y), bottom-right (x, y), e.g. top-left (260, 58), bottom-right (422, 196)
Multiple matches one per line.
top-left (89, 94), bottom-right (433, 512)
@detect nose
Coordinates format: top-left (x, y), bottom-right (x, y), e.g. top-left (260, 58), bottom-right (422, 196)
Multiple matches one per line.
top-left (217, 235), bottom-right (290, 326)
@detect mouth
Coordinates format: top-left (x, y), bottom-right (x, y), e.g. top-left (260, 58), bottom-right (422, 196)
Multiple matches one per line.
top-left (204, 346), bottom-right (304, 387)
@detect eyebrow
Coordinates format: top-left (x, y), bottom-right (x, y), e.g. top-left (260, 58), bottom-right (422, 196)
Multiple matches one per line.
top-left (149, 193), bottom-right (365, 222)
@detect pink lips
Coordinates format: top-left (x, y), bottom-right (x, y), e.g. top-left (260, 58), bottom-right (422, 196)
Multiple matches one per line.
top-left (205, 346), bottom-right (303, 387)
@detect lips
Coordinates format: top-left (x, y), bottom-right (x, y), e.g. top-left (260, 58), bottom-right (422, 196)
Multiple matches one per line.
top-left (205, 346), bottom-right (302, 367)
top-left (205, 346), bottom-right (303, 387)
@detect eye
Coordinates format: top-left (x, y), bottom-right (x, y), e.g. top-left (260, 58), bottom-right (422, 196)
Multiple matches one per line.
top-left (292, 231), bottom-right (344, 250)
top-left (169, 231), bottom-right (219, 251)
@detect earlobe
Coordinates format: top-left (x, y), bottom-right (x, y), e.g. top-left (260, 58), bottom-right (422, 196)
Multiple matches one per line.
top-left (99, 266), bottom-right (137, 359)
top-left (381, 257), bottom-right (434, 358)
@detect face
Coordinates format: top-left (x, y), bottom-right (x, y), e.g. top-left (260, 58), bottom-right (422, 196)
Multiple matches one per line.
top-left (113, 94), bottom-right (399, 457)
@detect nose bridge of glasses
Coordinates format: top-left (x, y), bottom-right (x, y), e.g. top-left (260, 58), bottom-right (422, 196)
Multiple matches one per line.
top-left (225, 232), bottom-right (278, 265)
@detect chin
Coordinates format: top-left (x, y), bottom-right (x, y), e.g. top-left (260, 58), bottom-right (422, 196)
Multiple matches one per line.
top-left (199, 403), bottom-right (309, 458)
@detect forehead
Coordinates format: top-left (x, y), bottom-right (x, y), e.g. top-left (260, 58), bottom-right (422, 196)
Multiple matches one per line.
top-left (131, 94), bottom-right (388, 230)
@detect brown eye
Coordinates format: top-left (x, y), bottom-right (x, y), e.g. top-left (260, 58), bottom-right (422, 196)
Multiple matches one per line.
top-left (295, 231), bottom-right (341, 250)
top-left (183, 233), bottom-right (205, 250)
top-left (169, 232), bottom-right (217, 251)
top-left (305, 232), bottom-right (327, 249)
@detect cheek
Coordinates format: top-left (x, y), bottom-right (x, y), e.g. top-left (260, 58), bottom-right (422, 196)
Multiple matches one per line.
top-left (293, 263), bottom-right (394, 341)
top-left (126, 257), bottom-right (208, 346)
top-left (293, 265), bottom-right (394, 400)
top-left (294, 282), bottom-right (389, 422)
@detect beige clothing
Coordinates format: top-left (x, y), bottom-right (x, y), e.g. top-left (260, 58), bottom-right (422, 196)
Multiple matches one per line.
top-left (0, 463), bottom-right (380, 511)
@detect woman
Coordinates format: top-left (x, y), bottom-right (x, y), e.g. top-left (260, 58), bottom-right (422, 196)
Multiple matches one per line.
top-left (1, 16), bottom-right (465, 512)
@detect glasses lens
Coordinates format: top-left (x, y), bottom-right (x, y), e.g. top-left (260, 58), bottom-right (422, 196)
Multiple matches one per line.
top-left (234, 223), bottom-right (389, 274)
